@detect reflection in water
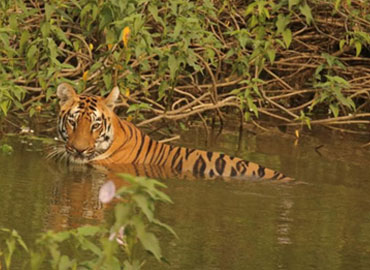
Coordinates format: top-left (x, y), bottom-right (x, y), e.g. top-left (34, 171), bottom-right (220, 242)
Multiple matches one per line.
top-left (277, 199), bottom-right (293, 245)
top-left (47, 166), bottom-right (106, 230)
top-left (1, 128), bottom-right (370, 269)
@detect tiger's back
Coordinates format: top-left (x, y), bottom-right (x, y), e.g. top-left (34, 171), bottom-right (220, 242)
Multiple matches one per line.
top-left (55, 83), bottom-right (293, 181)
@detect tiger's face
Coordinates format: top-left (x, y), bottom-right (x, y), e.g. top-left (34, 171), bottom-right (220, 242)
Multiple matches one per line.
top-left (56, 83), bottom-right (120, 163)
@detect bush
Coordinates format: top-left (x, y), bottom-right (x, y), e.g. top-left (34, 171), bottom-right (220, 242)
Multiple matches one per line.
top-left (1, 0), bottom-right (370, 132)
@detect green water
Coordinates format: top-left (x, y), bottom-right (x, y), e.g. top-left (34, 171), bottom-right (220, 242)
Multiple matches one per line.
top-left (1, 128), bottom-right (370, 269)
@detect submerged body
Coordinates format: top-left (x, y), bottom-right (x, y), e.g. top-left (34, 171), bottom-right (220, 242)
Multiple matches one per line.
top-left (55, 83), bottom-right (292, 181)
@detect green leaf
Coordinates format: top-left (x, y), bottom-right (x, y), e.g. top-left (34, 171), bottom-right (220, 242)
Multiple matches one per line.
top-left (266, 48), bottom-right (276, 64)
top-left (41, 21), bottom-right (51, 37)
top-left (133, 194), bottom-right (154, 222)
top-left (47, 38), bottom-right (58, 63)
top-left (168, 54), bottom-right (178, 81)
top-left (282, 29), bottom-right (292, 48)
top-left (26, 45), bottom-right (38, 70)
top-left (289, 0), bottom-right (301, 9)
top-left (0, 100), bottom-right (10, 115)
top-left (51, 26), bottom-right (72, 46)
top-left (124, 260), bottom-right (143, 270)
top-left (58, 255), bottom-right (75, 270)
top-left (19, 31), bottom-right (30, 54)
top-left (329, 103), bottom-right (339, 117)
top-left (114, 203), bottom-right (130, 228)
top-left (299, 3), bottom-right (313, 25)
top-left (355, 41), bottom-right (362, 56)
top-left (276, 14), bottom-right (290, 34)
top-left (76, 226), bottom-right (101, 237)
top-left (137, 231), bottom-right (162, 261)
top-left (0, 144), bottom-right (14, 154)
top-left (247, 96), bottom-right (259, 117)
top-left (45, 3), bottom-right (55, 21)
top-left (153, 218), bottom-right (178, 238)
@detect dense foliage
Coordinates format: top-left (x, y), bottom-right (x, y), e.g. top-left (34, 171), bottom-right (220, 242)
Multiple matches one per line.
top-left (0, 0), bottom-right (370, 133)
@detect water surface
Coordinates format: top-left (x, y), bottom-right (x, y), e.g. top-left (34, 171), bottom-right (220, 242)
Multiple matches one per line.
top-left (1, 128), bottom-right (370, 269)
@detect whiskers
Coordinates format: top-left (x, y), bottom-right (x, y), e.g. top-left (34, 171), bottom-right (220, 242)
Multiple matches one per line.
top-left (46, 141), bottom-right (100, 166)
top-left (46, 143), bottom-right (70, 164)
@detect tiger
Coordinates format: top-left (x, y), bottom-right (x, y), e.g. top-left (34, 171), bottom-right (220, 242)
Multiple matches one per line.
top-left (54, 83), bottom-right (293, 181)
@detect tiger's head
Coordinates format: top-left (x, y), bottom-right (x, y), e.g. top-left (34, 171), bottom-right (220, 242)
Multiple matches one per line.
top-left (56, 83), bottom-right (120, 164)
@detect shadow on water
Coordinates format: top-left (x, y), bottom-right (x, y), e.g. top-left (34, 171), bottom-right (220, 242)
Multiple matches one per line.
top-left (1, 127), bottom-right (370, 269)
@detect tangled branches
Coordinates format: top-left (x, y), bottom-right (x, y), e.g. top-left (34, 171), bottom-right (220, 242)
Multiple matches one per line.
top-left (1, 0), bottom-right (370, 134)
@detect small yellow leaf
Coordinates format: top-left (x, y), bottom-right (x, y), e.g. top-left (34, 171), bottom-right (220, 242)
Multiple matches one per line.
top-left (107, 44), bottom-right (113, 50)
top-left (36, 105), bottom-right (42, 112)
top-left (82, 71), bottom-right (89, 81)
top-left (126, 115), bottom-right (133, 122)
top-left (115, 64), bottom-right (123, 71)
top-left (122, 26), bottom-right (131, 48)
top-left (124, 88), bottom-right (130, 97)
top-left (295, 129), bottom-right (300, 138)
top-left (89, 43), bottom-right (94, 51)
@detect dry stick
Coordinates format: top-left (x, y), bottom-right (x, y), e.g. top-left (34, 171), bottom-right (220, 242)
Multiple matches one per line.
top-left (257, 108), bottom-right (292, 123)
top-left (21, 94), bottom-right (45, 108)
top-left (284, 113), bottom-right (370, 126)
top-left (251, 119), bottom-right (269, 132)
top-left (177, 76), bottom-right (243, 91)
top-left (159, 135), bottom-right (181, 143)
top-left (267, 89), bottom-right (316, 99)
top-left (171, 97), bottom-right (209, 134)
top-left (259, 88), bottom-right (298, 120)
top-left (194, 52), bottom-right (224, 123)
top-left (289, 99), bottom-right (315, 112)
top-left (324, 125), bottom-right (370, 135)
top-left (138, 99), bottom-right (240, 127)
top-left (67, 32), bottom-right (93, 60)
top-left (263, 67), bottom-right (293, 91)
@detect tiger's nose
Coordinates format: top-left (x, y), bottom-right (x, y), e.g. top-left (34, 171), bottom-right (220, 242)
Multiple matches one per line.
top-left (75, 146), bottom-right (89, 155)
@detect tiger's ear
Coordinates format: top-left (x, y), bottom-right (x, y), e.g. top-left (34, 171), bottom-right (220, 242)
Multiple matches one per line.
top-left (57, 83), bottom-right (77, 106)
top-left (105, 86), bottom-right (120, 109)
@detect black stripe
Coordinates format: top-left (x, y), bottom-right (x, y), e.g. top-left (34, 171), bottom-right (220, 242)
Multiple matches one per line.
top-left (185, 148), bottom-right (196, 159)
top-left (193, 155), bottom-right (206, 177)
top-left (156, 144), bottom-right (168, 165)
top-left (171, 147), bottom-right (182, 168)
top-left (125, 127), bottom-right (140, 158)
top-left (152, 143), bottom-right (164, 165)
top-left (271, 172), bottom-right (280, 180)
top-left (133, 164), bottom-right (140, 176)
top-left (132, 133), bottom-right (146, 163)
top-left (258, 166), bottom-right (265, 178)
top-left (175, 157), bottom-right (183, 172)
top-left (142, 138), bottom-right (154, 163)
top-left (230, 167), bottom-right (237, 177)
top-left (148, 140), bottom-right (158, 164)
top-left (209, 169), bottom-right (214, 177)
top-left (206, 151), bottom-right (212, 162)
top-left (215, 154), bottom-right (226, 175)
top-left (118, 121), bottom-right (130, 139)
top-left (236, 160), bottom-right (247, 174)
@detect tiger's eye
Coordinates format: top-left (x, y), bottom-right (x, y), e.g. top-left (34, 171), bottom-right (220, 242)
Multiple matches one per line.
top-left (68, 118), bottom-right (76, 127)
top-left (92, 123), bottom-right (101, 130)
